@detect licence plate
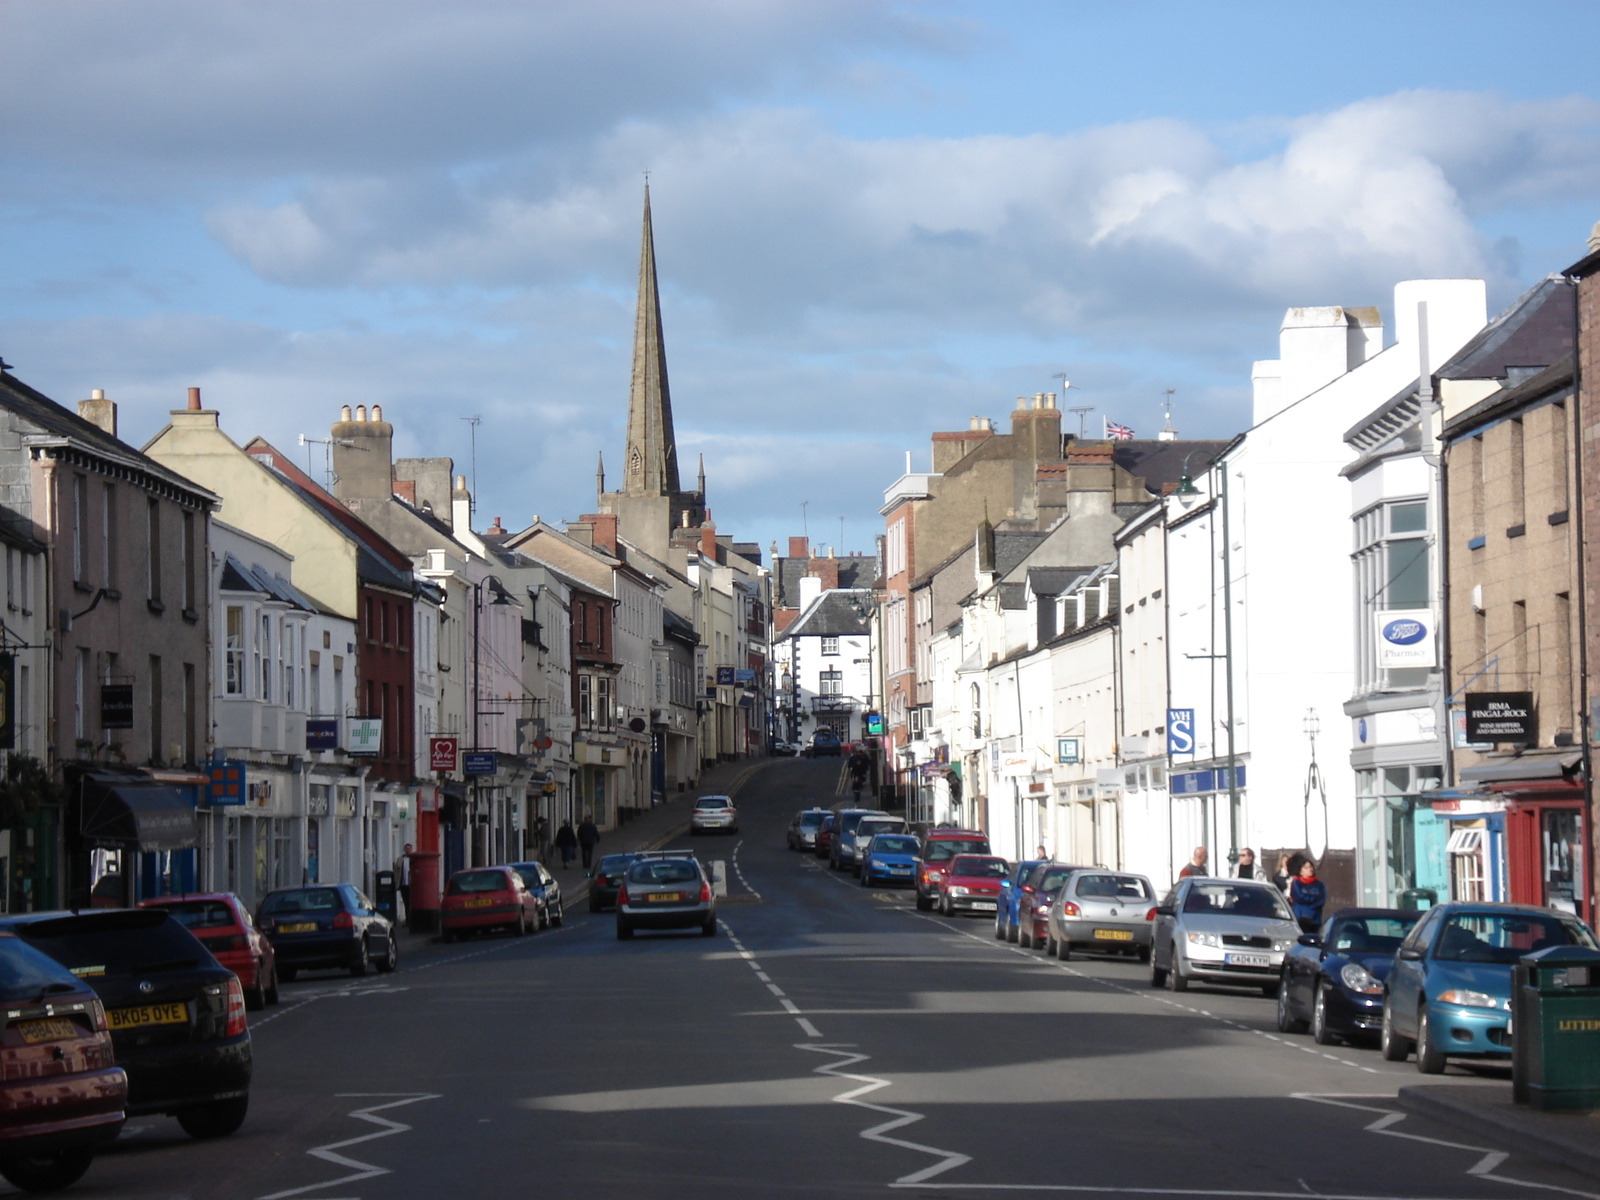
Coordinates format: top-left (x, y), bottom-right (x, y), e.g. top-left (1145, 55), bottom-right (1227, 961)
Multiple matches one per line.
top-left (108, 1003), bottom-right (187, 1030)
top-left (15, 1018), bottom-right (77, 1044)
top-left (971, 901), bottom-right (997, 910)
top-left (278, 922), bottom-right (317, 933)
top-left (649, 892), bottom-right (684, 902)
top-left (890, 867), bottom-right (911, 873)
top-left (464, 897), bottom-right (492, 908)
top-left (1094, 928), bottom-right (1134, 941)
top-left (1225, 952), bottom-right (1271, 968)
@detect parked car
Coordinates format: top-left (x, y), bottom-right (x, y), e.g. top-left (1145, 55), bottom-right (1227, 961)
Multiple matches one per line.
top-left (441, 867), bottom-right (541, 940)
top-left (994, 859), bottom-right (1047, 943)
top-left (1381, 902), bottom-right (1598, 1073)
top-left (787, 808), bottom-right (830, 851)
top-left (814, 813), bottom-right (836, 859)
top-left (828, 809), bottom-right (888, 872)
top-left (769, 739), bottom-right (799, 757)
top-left (616, 856), bottom-right (717, 939)
top-left (850, 817), bottom-right (906, 874)
top-left (915, 830), bottom-right (991, 911)
top-left (257, 884), bottom-right (397, 979)
top-left (1014, 863), bottom-right (1084, 950)
top-left (139, 893), bottom-right (279, 1010)
top-left (860, 833), bottom-right (921, 887)
top-left (807, 729), bottom-right (843, 757)
top-left (937, 855), bottom-right (1008, 917)
top-left (508, 861), bottom-right (565, 929)
top-left (1049, 869), bottom-right (1158, 962)
top-left (2, 909), bottom-right (251, 1141)
top-left (0, 931), bottom-right (127, 1193)
top-left (690, 795), bottom-right (739, 836)
top-left (1278, 907), bottom-right (1421, 1045)
top-left (589, 853), bottom-right (646, 912)
top-left (1149, 877), bottom-right (1299, 995)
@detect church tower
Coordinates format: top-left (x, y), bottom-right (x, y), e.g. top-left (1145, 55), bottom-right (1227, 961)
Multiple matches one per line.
top-left (597, 184), bottom-right (707, 560)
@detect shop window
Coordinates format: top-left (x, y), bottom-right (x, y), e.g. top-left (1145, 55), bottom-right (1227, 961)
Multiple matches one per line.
top-left (1447, 826), bottom-right (1487, 903)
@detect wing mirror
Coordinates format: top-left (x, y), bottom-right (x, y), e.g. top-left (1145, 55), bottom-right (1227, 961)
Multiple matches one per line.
top-left (1154, 905), bottom-right (1174, 917)
top-left (1397, 947), bottom-right (1423, 961)
top-left (1297, 933), bottom-right (1322, 948)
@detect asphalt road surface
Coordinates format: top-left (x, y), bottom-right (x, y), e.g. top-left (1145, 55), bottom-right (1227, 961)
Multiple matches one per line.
top-left (45, 759), bottom-right (1600, 1199)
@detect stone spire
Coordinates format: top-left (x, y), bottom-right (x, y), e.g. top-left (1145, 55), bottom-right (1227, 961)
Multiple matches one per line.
top-left (622, 183), bottom-right (681, 497)
top-left (697, 452), bottom-right (706, 495)
top-left (596, 451), bottom-right (605, 503)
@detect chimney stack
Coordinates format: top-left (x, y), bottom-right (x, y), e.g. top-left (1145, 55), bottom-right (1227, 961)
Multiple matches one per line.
top-left (332, 401), bottom-right (395, 504)
top-left (77, 389), bottom-right (118, 437)
top-left (452, 474), bottom-right (472, 533)
top-left (788, 536), bottom-right (809, 559)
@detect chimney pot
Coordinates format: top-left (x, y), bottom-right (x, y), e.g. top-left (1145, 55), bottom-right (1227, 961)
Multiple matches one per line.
top-left (1045, 391), bottom-right (1056, 409)
top-left (455, 475), bottom-right (466, 490)
top-left (355, 404), bottom-right (367, 421)
top-left (91, 388), bottom-right (104, 401)
top-left (187, 386), bottom-right (201, 411)
top-left (372, 404), bottom-right (382, 422)
top-left (340, 404), bottom-right (352, 421)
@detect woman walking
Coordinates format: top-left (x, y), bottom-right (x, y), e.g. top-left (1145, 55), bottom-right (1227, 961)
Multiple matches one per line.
top-left (1288, 860), bottom-right (1326, 933)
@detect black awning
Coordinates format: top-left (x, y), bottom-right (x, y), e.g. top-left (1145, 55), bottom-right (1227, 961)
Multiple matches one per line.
top-left (79, 780), bottom-right (197, 851)
top-left (1458, 753), bottom-right (1582, 785)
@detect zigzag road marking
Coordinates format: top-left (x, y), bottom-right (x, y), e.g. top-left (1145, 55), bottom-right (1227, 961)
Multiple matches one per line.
top-left (256, 1092), bottom-right (439, 1200)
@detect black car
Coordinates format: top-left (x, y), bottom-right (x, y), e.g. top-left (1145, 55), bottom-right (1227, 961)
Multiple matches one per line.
top-left (588, 853), bottom-right (644, 912)
top-left (0, 909), bottom-right (251, 1140)
top-left (508, 861), bottom-right (565, 928)
top-left (1277, 907), bottom-right (1421, 1045)
top-left (257, 885), bottom-right (397, 980)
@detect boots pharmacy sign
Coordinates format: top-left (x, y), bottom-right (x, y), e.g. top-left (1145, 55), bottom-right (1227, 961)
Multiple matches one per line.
top-left (1464, 692), bottom-right (1535, 743)
top-left (1375, 610), bottom-right (1436, 668)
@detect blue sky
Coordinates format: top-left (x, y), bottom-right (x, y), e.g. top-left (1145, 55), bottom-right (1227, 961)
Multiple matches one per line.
top-left (3, 1), bottom-right (1597, 560)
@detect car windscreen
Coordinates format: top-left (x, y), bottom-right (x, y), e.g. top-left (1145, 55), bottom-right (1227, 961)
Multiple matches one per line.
top-left (1181, 883), bottom-right (1292, 921)
top-left (150, 899), bottom-right (236, 930)
top-left (949, 856), bottom-right (1007, 878)
top-left (1076, 874), bottom-right (1152, 900)
top-left (857, 821), bottom-right (900, 839)
top-left (597, 855), bottom-right (638, 872)
top-left (0, 935), bottom-right (89, 1002)
top-left (1037, 868), bottom-right (1078, 892)
top-left (627, 860), bottom-right (700, 885)
top-left (695, 797), bottom-right (732, 810)
top-left (14, 911), bottom-right (208, 977)
top-left (924, 839), bottom-right (988, 861)
top-left (261, 888), bottom-right (344, 916)
top-left (449, 870), bottom-right (511, 895)
top-left (1327, 915), bottom-right (1418, 953)
top-left (798, 812), bottom-right (826, 828)
top-left (1433, 912), bottom-right (1596, 963)
top-left (871, 836), bottom-right (919, 855)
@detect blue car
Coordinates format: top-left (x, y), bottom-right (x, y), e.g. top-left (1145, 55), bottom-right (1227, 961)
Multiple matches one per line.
top-left (994, 859), bottom-right (1046, 943)
top-left (508, 861), bottom-right (565, 929)
top-left (860, 834), bottom-right (922, 887)
top-left (1278, 907), bottom-right (1421, 1044)
top-left (1382, 901), bottom-right (1599, 1073)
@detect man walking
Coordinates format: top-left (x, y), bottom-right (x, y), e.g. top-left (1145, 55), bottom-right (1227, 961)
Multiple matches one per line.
top-left (577, 812), bottom-right (600, 870)
top-left (1177, 846), bottom-right (1209, 879)
top-left (554, 820), bottom-right (578, 869)
top-left (397, 843), bottom-right (413, 919)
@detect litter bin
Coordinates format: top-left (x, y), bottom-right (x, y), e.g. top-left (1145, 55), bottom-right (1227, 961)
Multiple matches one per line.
top-left (1399, 888), bottom-right (1437, 912)
top-left (373, 869), bottom-right (398, 927)
top-left (1512, 944), bottom-right (1600, 1110)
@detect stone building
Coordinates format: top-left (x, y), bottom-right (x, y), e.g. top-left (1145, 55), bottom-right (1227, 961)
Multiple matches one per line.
top-left (1567, 221), bottom-right (1600, 920)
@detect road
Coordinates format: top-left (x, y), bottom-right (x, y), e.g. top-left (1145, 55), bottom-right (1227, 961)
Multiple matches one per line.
top-left (45, 758), bottom-right (1600, 1200)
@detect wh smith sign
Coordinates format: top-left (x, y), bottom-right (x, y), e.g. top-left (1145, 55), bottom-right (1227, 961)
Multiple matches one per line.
top-left (1376, 609), bottom-right (1436, 669)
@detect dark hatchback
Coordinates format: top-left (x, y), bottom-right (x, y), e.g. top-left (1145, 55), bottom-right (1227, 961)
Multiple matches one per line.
top-left (1277, 908), bottom-right (1420, 1045)
top-left (0, 910), bottom-right (250, 1140)
top-left (257, 885), bottom-right (397, 979)
top-left (0, 932), bottom-right (127, 1193)
top-left (588, 854), bottom-right (643, 913)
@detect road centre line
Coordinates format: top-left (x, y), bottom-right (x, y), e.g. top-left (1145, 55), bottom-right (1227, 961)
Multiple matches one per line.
top-left (256, 1092), bottom-right (439, 1200)
top-left (730, 839), bottom-right (762, 899)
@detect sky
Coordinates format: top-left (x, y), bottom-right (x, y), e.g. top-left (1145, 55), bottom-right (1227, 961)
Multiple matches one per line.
top-left (3, 1), bottom-right (1598, 561)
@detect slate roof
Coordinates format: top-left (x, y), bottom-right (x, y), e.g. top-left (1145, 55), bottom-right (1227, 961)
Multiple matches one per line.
top-left (1437, 275), bottom-right (1573, 382)
top-left (774, 554), bottom-right (879, 608)
top-left (779, 589), bottom-right (872, 640)
top-left (1027, 566), bottom-right (1094, 596)
top-left (993, 531), bottom-right (1046, 578)
top-left (1110, 439), bottom-right (1231, 495)
top-left (219, 552), bottom-right (318, 612)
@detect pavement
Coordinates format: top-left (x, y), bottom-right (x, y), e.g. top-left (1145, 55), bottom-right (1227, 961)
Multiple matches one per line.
top-left (1399, 1082), bottom-right (1600, 1180)
top-left (56, 755), bottom-right (1600, 1199)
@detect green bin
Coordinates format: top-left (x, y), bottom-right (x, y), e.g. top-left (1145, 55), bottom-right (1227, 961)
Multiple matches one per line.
top-left (1513, 944), bottom-right (1600, 1110)
top-left (1399, 888), bottom-right (1437, 912)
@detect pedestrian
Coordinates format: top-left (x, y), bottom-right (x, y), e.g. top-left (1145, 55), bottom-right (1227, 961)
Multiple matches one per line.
top-left (577, 812), bottom-right (600, 870)
top-left (554, 820), bottom-right (577, 869)
top-left (1177, 846), bottom-right (1208, 879)
top-left (1289, 860), bottom-right (1326, 933)
top-left (1035, 844), bottom-right (1048, 860)
top-left (1235, 847), bottom-right (1258, 880)
top-left (1272, 853), bottom-right (1293, 892)
top-left (396, 843), bottom-right (413, 918)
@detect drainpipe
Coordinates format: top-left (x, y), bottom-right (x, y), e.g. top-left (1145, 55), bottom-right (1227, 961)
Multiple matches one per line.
top-left (1221, 459), bottom-right (1239, 859)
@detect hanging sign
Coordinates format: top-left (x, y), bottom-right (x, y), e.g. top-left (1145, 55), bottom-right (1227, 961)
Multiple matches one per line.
top-left (1464, 693), bottom-right (1535, 743)
top-left (347, 718), bottom-right (383, 755)
top-left (1166, 708), bottom-right (1195, 756)
top-left (429, 737), bottom-right (458, 772)
top-left (100, 683), bottom-right (134, 731)
top-left (306, 718), bottom-right (339, 750)
top-left (1375, 610), bottom-right (1436, 668)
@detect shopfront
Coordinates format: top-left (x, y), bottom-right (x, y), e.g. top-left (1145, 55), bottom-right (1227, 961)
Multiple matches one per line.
top-left (1355, 764), bottom-right (1449, 908)
top-left (1457, 752), bottom-right (1586, 921)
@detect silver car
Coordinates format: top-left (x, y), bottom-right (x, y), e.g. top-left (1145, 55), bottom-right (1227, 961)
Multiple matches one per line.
top-left (1149, 877), bottom-right (1299, 996)
top-left (1046, 869), bottom-right (1156, 962)
top-left (616, 855), bottom-right (716, 939)
top-left (850, 817), bottom-right (906, 874)
top-left (690, 795), bottom-right (738, 835)
top-left (786, 808), bottom-right (829, 851)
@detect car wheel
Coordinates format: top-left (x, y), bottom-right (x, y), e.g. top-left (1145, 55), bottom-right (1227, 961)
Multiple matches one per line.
top-left (377, 938), bottom-right (398, 973)
top-left (245, 963), bottom-right (267, 1011)
top-left (1006, 921), bottom-right (1019, 944)
top-left (1415, 1006), bottom-right (1448, 1074)
top-left (915, 892), bottom-right (933, 912)
top-left (551, 902), bottom-right (564, 928)
top-left (616, 921), bottom-right (634, 940)
top-left (994, 917), bottom-right (1006, 940)
top-left (1018, 922), bottom-right (1033, 949)
top-left (1311, 983), bottom-right (1340, 1045)
top-left (349, 937), bottom-right (370, 977)
top-left (1044, 936), bottom-right (1057, 956)
top-left (1057, 940), bottom-right (1072, 962)
top-left (701, 919), bottom-right (717, 938)
top-left (279, 965), bottom-right (298, 983)
top-left (177, 1096), bottom-right (249, 1139)
top-left (264, 964), bottom-right (280, 1005)
top-left (1169, 947), bottom-right (1190, 992)
top-left (589, 900), bottom-right (603, 914)
top-left (514, 914), bottom-right (527, 938)
top-left (1276, 973), bottom-right (1308, 1033)
top-left (1380, 998), bottom-right (1411, 1062)
top-left (0, 1145), bottom-right (95, 1192)
top-left (1149, 950), bottom-right (1169, 989)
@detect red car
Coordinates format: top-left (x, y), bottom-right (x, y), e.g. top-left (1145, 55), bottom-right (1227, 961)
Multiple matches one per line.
top-left (813, 814), bottom-right (836, 860)
top-left (914, 829), bottom-right (991, 911)
top-left (441, 867), bottom-right (541, 940)
top-left (1015, 863), bottom-right (1084, 950)
top-left (937, 854), bottom-right (1009, 917)
top-left (139, 893), bottom-right (279, 1010)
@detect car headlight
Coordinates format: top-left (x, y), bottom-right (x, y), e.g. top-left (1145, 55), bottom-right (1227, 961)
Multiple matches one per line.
top-left (1437, 988), bottom-right (1500, 1010)
top-left (1272, 939), bottom-right (1294, 953)
top-left (949, 886), bottom-right (970, 896)
top-left (1339, 962), bottom-right (1383, 994)
top-left (1186, 932), bottom-right (1221, 949)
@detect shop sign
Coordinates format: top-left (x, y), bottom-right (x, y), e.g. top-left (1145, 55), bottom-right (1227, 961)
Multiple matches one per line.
top-left (998, 753), bottom-right (1033, 778)
top-left (1056, 737), bottom-right (1081, 764)
top-left (347, 718), bottom-right (383, 755)
top-left (864, 712), bottom-right (884, 736)
top-left (1166, 708), bottom-right (1195, 756)
top-left (1451, 709), bottom-right (1492, 751)
top-left (1376, 609), bottom-right (1436, 668)
top-left (463, 751), bottom-right (498, 775)
top-left (100, 683), bottom-right (134, 731)
top-left (206, 760), bottom-right (247, 807)
top-left (716, 666), bottom-right (736, 686)
top-left (429, 736), bottom-right (458, 772)
top-left (305, 718), bottom-right (339, 750)
top-left (1464, 692), bottom-right (1536, 743)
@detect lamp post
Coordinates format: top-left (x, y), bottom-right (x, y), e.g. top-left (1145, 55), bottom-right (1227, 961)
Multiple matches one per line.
top-left (1303, 707), bottom-right (1328, 861)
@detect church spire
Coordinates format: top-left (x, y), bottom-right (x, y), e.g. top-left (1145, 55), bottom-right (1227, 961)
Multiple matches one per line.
top-left (596, 451), bottom-right (605, 503)
top-left (696, 452), bottom-right (705, 495)
top-left (622, 182), bottom-right (680, 497)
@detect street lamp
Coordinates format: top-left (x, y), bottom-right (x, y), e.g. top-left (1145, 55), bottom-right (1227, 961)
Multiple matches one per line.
top-left (1303, 707), bottom-right (1328, 861)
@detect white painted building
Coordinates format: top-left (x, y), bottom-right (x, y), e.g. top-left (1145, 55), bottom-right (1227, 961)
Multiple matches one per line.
top-left (774, 588), bottom-right (873, 747)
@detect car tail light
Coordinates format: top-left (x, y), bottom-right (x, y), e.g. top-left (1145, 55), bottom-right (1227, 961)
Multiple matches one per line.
top-left (332, 910), bottom-right (353, 929)
top-left (617, 886), bottom-right (629, 907)
top-left (1021, 885), bottom-right (1035, 893)
top-left (206, 934), bottom-right (248, 952)
top-left (224, 977), bottom-right (247, 1037)
top-left (595, 874), bottom-right (608, 887)
top-left (1145, 907), bottom-right (1157, 921)
top-left (699, 881), bottom-right (712, 903)
top-left (1059, 901), bottom-right (1080, 917)
top-left (89, 999), bottom-right (108, 1033)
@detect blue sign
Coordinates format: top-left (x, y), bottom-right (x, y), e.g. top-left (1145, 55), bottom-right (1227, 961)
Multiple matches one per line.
top-left (734, 668), bottom-right (754, 684)
top-left (463, 751), bottom-right (498, 776)
top-left (716, 666), bottom-right (736, 686)
top-left (207, 760), bottom-right (247, 807)
top-left (306, 718), bottom-right (339, 750)
top-left (1166, 708), bottom-right (1195, 756)
top-left (1381, 618), bottom-right (1427, 645)
top-left (1170, 766), bottom-right (1246, 795)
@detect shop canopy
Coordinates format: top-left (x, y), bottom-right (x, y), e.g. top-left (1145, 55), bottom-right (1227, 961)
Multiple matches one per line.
top-left (1458, 752), bottom-right (1582, 787)
top-left (78, 777), bottom-right (197, 852)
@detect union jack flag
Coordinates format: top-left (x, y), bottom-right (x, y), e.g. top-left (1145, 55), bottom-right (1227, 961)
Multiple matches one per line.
top-left (1104, 420), bottom-right (1135, 441)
